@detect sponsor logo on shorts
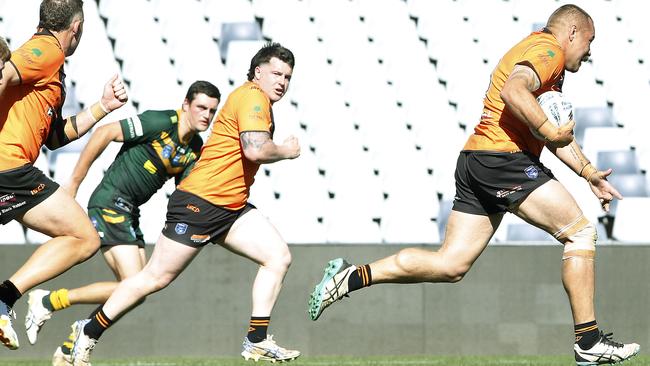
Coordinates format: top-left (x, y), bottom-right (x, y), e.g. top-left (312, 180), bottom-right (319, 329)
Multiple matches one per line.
top-left (97, 231), bottom-right (105, 238)
top-left (186, 204), bottom-right (200, 213)
top-left (496, 185), bottom-right (523, 198)
top-left (175, 223), bottom-right (188, 235)
top-left (190, 234), bottom-right (210, 243)
top-left (0, 194), bottom-right (16, 207)
top-left (30, 183), bottom-right (46, 195)
top-left (90, 216), bottom-right (98, 228)
top-left (524, 165), bottom-right (539, 179)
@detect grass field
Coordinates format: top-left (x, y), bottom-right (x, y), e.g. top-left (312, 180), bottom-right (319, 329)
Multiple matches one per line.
top-left (2, 355), bottom-right (649, 366)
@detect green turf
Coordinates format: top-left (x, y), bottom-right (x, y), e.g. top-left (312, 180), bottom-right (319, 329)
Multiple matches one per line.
top-left (1, 355), bottom-right (648, 366)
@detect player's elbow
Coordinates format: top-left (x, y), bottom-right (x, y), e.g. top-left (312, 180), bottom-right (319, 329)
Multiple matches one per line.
top-left (441, 263), bottom-right (471, 283)
top-left (243, 148), bottom-right (266, 164)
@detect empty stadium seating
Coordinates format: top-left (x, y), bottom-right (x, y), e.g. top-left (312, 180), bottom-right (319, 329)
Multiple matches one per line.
top-left (2, 0), bottom-right (649, 245)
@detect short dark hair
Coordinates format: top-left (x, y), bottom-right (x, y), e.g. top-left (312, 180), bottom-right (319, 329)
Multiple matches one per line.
top-left (0, 37), bottom-right (10, 63)
top-left (185, 80), bottom-right (221, 102)
top-left (246, 42), bottom-right (295, 81)
top-left (547, 4), bottom-right (592, 30)
top-left (38, 0), bottom-right (84, 32)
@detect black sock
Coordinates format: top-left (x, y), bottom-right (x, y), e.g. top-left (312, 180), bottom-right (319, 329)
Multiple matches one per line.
top-left (83, 308), bottom-right (113, 340)
top-left (575, 320), bottom-right (599, 349)
top-left (247, 316), bottom-right (270, 343)
top-left (0, 280), bottom-right (21, 308)
top-left (347, 264), bottom-right (372, 292)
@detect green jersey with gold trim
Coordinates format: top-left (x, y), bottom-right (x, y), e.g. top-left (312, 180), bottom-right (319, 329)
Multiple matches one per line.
top-left (88, 109), bottom-right (203, 210)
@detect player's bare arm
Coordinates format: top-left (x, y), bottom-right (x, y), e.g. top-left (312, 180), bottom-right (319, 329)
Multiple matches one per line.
top-left (501, 64), bottom-right (574, 147)
top-left (241, 131), bottom-right (300, 164)
top-left (46, 74), bottom-right (127, 150)
top-left (65, 122), bottom-right (124, 197)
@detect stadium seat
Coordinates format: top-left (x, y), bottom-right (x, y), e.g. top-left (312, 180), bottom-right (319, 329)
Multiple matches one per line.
top-left (597, 150), bottom-right (641, 175)
top-left (606, 173), bottom-right (648, 217)
top-left (581, 127), bottom-right (632, 166)
top-left (611, 197), bottom-right (650, 242)
top-left (573, 107), bottom-right (615, 146)
top-left (219, 21), bottom-right (263, 62)
top-left (224, 40), bottom-right (267, 85)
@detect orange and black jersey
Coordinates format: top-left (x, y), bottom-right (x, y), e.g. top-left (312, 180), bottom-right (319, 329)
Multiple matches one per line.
top-left (463, 29), bottom-right (565, 157)
top-left (0, 30), bottom-right (66, 171)
top-left (179, 81), bottom-right (274, 210)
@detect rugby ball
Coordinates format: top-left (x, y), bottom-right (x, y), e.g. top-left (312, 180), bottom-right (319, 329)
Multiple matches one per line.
top-left (530, 91), bottom-right (574, 140)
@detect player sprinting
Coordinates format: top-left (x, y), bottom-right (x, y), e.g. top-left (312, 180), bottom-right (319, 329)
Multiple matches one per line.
top-left (22, 81), bottom-right (220, 365)
top-left (69, 42), bottom-right (301, 365)
top-left (308, 5), bottom-right (639, 366)
top-left (0, 0), bottom-right (127, 350)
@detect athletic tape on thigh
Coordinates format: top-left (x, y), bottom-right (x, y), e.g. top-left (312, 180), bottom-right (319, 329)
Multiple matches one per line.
top-left (554, 215), bottom-right (597, 260)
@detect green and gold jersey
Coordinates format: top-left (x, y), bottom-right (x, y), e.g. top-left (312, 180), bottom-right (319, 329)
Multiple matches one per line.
top-left (88, 109), bottom-right (203, 211)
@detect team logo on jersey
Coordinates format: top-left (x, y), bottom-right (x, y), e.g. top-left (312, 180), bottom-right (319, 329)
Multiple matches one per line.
top-left (547, 49), bottom-right (555, 58)
top-left (524, 165), bottom-right (539, 179)
top-left (175, 223), bottom-right (188, 235)
top-left (31, 48), bottom-right (43, 57)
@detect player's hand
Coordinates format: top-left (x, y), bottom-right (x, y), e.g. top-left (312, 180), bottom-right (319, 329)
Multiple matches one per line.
top-left (100, 74), bottom-right (128, 112)
top-left (282, 135), bottom-right (300, 159)
top-left (588, 168), bottom-right (623, 212)
top-left (545, 119), bottom-right (575, 148)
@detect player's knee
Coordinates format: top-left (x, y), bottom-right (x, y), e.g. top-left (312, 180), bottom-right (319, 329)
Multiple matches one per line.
top-left (76, 231), bottom-right (100, 261)
top-left (554, 215), bottom-right (597, 261)
top-left (441, 262), bottom-right (471, 283)
top-left (267, 249), bottom-right (292, 274)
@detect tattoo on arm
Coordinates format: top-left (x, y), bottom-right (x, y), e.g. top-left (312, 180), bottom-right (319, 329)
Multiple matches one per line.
top-left (240, 131), bottom-right (271, 151)
top-left (568, 143), bottom-right (592, 173)
top-left (509, 65), bottom-right (541, 92)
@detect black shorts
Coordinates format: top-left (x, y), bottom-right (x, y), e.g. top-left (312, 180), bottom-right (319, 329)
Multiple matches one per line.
top-left (0, 164), bottom-right (60, 225)
top-left (87, 207), bottom-right (145, 247)
top-left (452, 151), bottom-right (555, 215)
top-left (162, 189), bottom-right (255, 247)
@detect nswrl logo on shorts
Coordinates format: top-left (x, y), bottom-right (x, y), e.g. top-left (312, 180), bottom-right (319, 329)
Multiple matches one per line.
top-left (175, 223), bottom-right (188, 235)
top-left (524, 165), bottom-right (539, 179)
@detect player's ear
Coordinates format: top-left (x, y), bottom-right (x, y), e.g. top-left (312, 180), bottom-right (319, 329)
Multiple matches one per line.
top-left (569, 24), bottom-right (577, 42)
top-left (182, 98), bottom-right (190, 111)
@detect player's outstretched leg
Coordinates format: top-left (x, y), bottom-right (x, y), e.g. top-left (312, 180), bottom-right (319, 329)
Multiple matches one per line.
top-left (0, 298), bottom-right (19, 350)
top-left (241, 334), bottom-right (300, 362)
top-left (308, 258), bottom-right (359, 321)
top-left (574, 331), bottom-right (640, 365)
top-left (25, 289), bottom-right (58, 344)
